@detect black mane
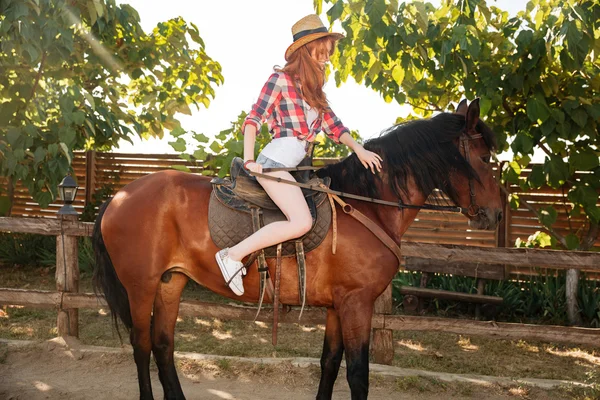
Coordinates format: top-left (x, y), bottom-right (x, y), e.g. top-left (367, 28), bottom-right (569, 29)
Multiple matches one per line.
top-left (317, 113), bottom-right (496, 204)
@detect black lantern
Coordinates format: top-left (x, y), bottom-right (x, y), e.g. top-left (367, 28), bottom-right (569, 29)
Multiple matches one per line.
top-left (58, 174), bottom-right (79, 215)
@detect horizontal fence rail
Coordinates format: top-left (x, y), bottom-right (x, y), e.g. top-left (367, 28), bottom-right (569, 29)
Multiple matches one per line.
top-left (2, 217), bottom-right (599, 271)
top-left (0, 288), bottom-right (598, 347)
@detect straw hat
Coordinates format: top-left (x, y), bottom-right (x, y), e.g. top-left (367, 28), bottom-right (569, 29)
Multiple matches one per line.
top-left (284, 14), bottom-right (344, 61)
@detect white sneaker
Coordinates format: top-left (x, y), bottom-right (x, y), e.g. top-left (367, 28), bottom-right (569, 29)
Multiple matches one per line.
top-left (215, 248), bottom-right (245, 296)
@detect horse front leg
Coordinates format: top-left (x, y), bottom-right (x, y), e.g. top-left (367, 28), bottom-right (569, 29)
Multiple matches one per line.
top-left (338, 291), bottom-right (374, 400)
top-left (316, 307), bottom-right (344, 400)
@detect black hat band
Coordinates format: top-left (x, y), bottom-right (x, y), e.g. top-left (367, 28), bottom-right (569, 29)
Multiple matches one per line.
top-left (292, 27), bottom-right (328, 42)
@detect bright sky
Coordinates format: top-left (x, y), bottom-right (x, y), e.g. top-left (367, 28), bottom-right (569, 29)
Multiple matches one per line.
top-left (115, 0), bottom-right (522, 155)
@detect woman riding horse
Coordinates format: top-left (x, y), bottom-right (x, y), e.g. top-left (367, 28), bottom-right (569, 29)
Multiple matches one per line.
top-left (215, 14), bottom-right (382, 296)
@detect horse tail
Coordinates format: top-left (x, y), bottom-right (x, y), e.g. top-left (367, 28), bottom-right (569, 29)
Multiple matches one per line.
top-left (92, 198), bottom-right (133, 338)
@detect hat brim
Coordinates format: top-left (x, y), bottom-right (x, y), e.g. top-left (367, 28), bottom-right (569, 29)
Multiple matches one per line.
top-left (285, 32), bottom-right (344, 61)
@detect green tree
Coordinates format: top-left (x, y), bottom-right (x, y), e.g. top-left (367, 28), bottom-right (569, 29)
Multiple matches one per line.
top-left (0, 0), bottom-right (223, 211)
top-left (315, 0), bottom-right (599, 251)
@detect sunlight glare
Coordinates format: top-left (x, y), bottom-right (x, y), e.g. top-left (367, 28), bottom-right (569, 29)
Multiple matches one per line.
top-left (299, 325), bottom-right (317, 332)
top-left (63, 9), bottom-right (124, 74)
top-left (206, 389), bottom-right (235, 399)
top-left (545, 348), bottom-right (600, 365)
top-left (194, 318), bottom-right (211, 327)
top-left (33, 381), bottom-right (53, 392)
top-left (396, 339), bottom-right (426, 352)
top-left (457, 336), bottom-right (479, 352)
top-left (211, 330), bottom-right (232, 340)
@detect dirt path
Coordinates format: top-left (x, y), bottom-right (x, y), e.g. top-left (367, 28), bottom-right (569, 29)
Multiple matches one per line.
top-left (0, 339), bottom-right (576, 399)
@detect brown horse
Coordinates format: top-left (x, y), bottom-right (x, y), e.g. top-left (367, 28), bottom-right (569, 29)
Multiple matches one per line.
top-left (93, 99), bottom-right (502, 400)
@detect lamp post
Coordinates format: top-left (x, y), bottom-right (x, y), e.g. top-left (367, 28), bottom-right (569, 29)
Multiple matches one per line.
top-left (57, 174), bottom-right (79, 215)
top-left (56, 173), bottom-right (80, 337)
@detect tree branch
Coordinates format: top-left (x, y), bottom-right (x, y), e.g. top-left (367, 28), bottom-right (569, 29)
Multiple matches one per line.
top-left (581, 222), bottom-right (599, 251)
top-left (406, 99), bottom-right (441, 113)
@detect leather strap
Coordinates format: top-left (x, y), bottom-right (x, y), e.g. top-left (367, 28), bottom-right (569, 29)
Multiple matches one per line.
top-left (295, 240), bottom-right (307, 320)
top-left (330, 194), bottom-right (402, 266)
top-left (272, 243), bottom-right (283, 346)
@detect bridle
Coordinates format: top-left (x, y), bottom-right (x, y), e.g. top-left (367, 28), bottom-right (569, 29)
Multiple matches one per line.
top-left (460, 132), bottom-right (485, 219)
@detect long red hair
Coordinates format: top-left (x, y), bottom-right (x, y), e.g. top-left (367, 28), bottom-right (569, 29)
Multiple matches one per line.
top-left (278, 36), bottom-right (336, 114)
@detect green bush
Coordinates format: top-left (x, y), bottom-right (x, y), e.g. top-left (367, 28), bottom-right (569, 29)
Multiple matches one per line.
top-left (392, 270), bottom-right (600, 328)
top-left (0, 233), bottom-right (95, 273)
top-left (0, 233), bottom-right (55, 267)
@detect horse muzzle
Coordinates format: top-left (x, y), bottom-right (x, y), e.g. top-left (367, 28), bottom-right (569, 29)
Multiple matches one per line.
top-left (468, 207), bottom-right (502, 231)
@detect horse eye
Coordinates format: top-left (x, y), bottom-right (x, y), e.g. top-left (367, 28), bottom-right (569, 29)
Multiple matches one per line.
top-left (481, 155), bottom-right (491, 163)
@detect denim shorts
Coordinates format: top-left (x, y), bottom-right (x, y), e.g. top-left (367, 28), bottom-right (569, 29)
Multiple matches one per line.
top-left (256, 153), bottom-right (287, 169)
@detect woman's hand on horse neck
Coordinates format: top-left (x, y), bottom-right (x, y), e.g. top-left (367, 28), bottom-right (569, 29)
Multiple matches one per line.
top-left (340, 133), bottom-right (383, 174)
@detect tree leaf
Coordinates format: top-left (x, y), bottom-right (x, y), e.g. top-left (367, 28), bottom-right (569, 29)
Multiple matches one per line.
top-left (327, 1), bottom-right (344, 21)
top-left (539, 206), bottom-right (557, 228)
top-left (543, 156), bottom-right (569, 188)
top-left (528, 164), bottom-right (545, 188)
top-left (391, 65), bottom-right (405, 85)
top-left (59, 143), bottom-right (72, 164)
top-left (365, 0), bottom-right (386, 23)
top-left (170, 165), bottom-right (190, 172)
top-left (565, 234), bottom-right (580, 250)
top-left (571, 150), bottom-right (599, 171)
top-left (168, 138), bottom-right (186, 152)
top-left (570, 108), bottom-right (588, 128)
top-left (526, 96), bottom-right (550, 123)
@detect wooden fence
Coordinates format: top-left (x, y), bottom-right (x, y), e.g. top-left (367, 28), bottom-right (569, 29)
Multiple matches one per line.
top-left (1, 216), bottom-right (600, 351)
top-left (1, 151), bottom-right (600, 363)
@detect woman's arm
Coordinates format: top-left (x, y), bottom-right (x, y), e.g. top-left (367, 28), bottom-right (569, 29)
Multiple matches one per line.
top-left (340, 133), bottom-right (382, 174)
top-left (243, 124), bottom-right (257, 162)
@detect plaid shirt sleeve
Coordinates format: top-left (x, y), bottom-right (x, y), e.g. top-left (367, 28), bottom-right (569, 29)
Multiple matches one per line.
top-left (241, 72), bottom-right (284, 133)
top-left (321, 108), bottom-right (350, 144)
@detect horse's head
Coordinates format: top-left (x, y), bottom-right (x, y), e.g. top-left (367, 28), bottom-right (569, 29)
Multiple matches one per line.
top-left (452, 98), bottom-right (503, 230)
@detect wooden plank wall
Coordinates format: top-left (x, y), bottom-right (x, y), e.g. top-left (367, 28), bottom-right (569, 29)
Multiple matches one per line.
top-left (505, 167), bottom-right (600, 249)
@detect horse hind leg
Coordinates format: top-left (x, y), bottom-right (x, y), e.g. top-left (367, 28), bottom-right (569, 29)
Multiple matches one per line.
top-left (128, 279), bottom-right (161, 400)
top-left (151, 271), bottom-right (188, 400)
top-left (316, 307), bottom-right (345, 400)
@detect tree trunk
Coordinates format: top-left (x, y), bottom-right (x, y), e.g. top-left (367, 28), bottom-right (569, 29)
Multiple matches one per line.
top-left (566, 223), bottom-right (597, 326)
top-left (566, 269), bottom-right (582, 326)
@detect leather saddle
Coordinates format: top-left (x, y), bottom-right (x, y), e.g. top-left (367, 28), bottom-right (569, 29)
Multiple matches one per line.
top-left (208, 157), bottom-right (332, 258)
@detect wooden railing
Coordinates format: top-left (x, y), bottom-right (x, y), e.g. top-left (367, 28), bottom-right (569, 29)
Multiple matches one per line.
top-left (1, 216), bottom-right (600, 359)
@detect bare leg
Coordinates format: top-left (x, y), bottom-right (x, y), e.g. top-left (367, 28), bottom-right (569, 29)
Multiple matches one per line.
top-left (228, 171), bottom-right (312, 261)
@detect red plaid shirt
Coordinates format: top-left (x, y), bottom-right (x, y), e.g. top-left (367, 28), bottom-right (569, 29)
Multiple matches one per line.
top-left (242, 72), bottom-right (349, 143)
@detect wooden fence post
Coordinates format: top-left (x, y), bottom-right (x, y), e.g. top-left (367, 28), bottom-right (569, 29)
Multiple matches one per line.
top-left (56, 214), bottom-right (80, 337)
top-left (85, 150), bottom-right (97, 208)
top-left (372, 283), bottom-right (394, 365)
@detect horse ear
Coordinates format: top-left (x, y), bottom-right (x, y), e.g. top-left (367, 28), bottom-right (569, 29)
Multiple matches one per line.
top-left (456, 99), bottom-right (468, 116)
top-left (465, 98), bottom-right (480, 133)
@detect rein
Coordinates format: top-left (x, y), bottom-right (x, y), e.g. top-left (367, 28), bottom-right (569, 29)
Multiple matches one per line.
top-left (248, 170), bottom-right (467, 213)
